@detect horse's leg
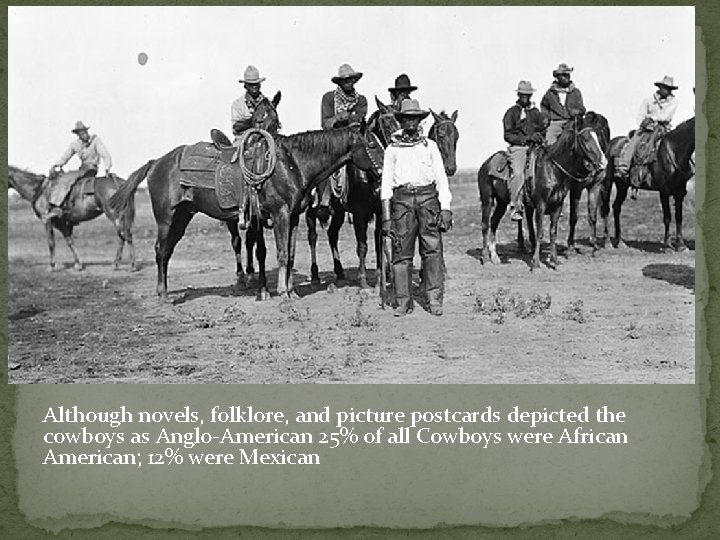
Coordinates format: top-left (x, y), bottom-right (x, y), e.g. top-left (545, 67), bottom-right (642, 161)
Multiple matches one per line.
top-left (45, 223), bottom-right (60, 271)
top-left (353, 212), bottom-right (370, 289)
top-left (328, 207), bottom-right (346, 284)
top-left (226, 218), bottom-right (246, 287)
top-left (62, 227), bottom-right (84, 271)
top-left (586, 182), bottom-right (602, 253)
top-left (305, 212), bottom-right (320, 284)
top-left (113, 227), bottom-right (125, 271)
top-left (480, 200), bottom-right (492, 264)
top-left (155, 207), bottom-right (194, 301)
top-left (373, 212), bottom-right (384, 292)
top-left (272, 208), bottom-right (291, 297)
top-left (567, 186), bottom-right (581, 255)
top-left (246, 217), bottom-right (258, 277)
top-left (674, 193), bottom-right (687, 251)
top-left (660, 192), bottom-right (673, 249)
top-left (599, 180), bottom-right (612, 248)
top-left (253, 222), bottom-right (269, 300)
top-left (531, 203), bottom-right (544, 269)
top-left (488, 199), bottom-right (507, 264)
top-left (612, 183), bottom-right (629, 249)
top-left (549, 206), bottom-right (563, 267)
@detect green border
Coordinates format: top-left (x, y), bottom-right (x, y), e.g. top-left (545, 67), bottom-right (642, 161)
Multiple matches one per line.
top-left (2, 3), bottom-right (718, 539)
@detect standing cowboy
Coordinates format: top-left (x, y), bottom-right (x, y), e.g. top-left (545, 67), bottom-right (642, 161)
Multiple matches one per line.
top-left (43, 121), bottom-right (112, 222)
top-left (380, 99), bottom-right (453, 317)
top-left (317, 64), bottom-right (369, 211)
top-left (616, 75), bottom-right (679, 180)
top-left (503, 80), bottom-right (548, 221)
top-left (388, 74), bottom-right (418, 111)
top-left (540, 63), bottom-right (586, 145)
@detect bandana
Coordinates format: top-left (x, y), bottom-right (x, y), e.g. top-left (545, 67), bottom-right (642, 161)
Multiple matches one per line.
top-left (516, 100), bottom-right (536, 121)
top-left (550, 81), bottom-right (576, 94)
top-left (390, 128), bottom-right (428, 147)
top-left (334, 86), bottom-right (359, 114)
top-left (245, 92), bottom-right (265, 113)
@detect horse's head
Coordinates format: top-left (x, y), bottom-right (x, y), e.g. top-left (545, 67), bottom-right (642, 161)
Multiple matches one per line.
top-left (349, 119), bottom-right (385, 177)
top-left (369, 96), bottom-right (401, 147)
top-left (428, 109), bottom-right (459, 176)
top-left (573, 119), bottom-right (608, 174)
top-left (251, 91), bottom-right (282, 134)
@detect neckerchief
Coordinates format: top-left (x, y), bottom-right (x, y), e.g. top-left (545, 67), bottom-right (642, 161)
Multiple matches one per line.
top-left (244, 92), bottom-right (265, 113)
top-left (334, 86), bottom-right (359, 114)
top-left (81, 134), bottom-right (96, 148)
top-left (550, 81), bottom-right (576, 95)
top-left (653, 91), bottom-right (674, 108)
top-left (390, 127), bottom-right (428, 147)
top-left (516, 100), bottom-right (536, 121)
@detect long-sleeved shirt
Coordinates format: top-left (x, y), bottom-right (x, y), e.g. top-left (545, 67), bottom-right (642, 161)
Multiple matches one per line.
top-left (321, 90), bottom-right (368, 129)
top-left (231, 92), bottom-right (265, 135)
top-left (380, 136), bottom-right (452, 210)
top-left (637, 92), bottom-right (678, 125)
top-left (540, 82), bottom-right (586, 122)
top-left (55, 134), bottom-right (112, 170)
top-left (503, 102), bottom-right (548, 146)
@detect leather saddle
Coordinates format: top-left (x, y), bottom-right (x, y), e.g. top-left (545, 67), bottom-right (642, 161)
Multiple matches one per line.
top-left (488, 151), bottom-right (511, 183)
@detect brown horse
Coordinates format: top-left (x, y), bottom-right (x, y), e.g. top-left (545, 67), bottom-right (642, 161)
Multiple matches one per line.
top-left (478, 116), bottom-right (607, 268)
top-left (305, 100), bottom-right (458, 290)
top-left (600, 116), bottom-right (695, 250)
top-left (110, 121), bottom-right (383, 301)
top-left (8, 165), bottom-right (136, 271)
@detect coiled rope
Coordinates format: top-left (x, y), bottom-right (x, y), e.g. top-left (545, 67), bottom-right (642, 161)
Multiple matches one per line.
top-left (237, 128), bottom-right (276, 189)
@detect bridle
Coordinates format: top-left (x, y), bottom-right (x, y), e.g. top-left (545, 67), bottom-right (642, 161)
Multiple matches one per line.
top-left (552, 126), bottom-right (604, 182)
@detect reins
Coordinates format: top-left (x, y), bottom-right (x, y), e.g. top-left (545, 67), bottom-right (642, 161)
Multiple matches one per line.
top-left (551, 126), bottom-right (599, 182)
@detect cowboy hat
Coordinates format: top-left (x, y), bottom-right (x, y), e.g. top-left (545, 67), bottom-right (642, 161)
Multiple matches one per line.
top-left (394, 98), bottom-right (430, 119)
top-left (515, 80), bottom-right (536, 94)
top-left (552, 63), bottom-right (574, 76)
top-left (71, 121), bottom-right (90, 133)
top-left (655, 75), bottom-right (678, 90)
top-left (331, 64), bottom-right (363, 84)
top-left (239, 65), bottom-right (266, 84)
top-left (388, 73), bottom-right (417, 93)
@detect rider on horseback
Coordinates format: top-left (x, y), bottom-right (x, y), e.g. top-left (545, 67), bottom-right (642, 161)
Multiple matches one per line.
top-left (42, 121), bottom-right (112, 223)
top-left (503, 80), bottom-right (548, 222)
top-left (387, 74), bottom-right (418, 111)
top-left (540, 63), bottom-right (586, 145)
top-left (616, 76), bottom-right (679, 189)
top-left (317, 64), bottom-right (369, 216)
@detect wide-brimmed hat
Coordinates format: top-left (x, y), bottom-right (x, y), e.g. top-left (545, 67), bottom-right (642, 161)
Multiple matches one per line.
top-left (552, 63), bottom-right (574, 76)
top-left (388, 73), bottom-right (417, 93)
top-left (515, 80), bottom-right (536, 94)
top-left (71, 121), bottom-right (90, 133)
top-left (394, 98), bottom-right (430, 119)
top-left (655, 75), bottom-right (678, 90)
top-left (239, 65), bottom-right (265, 84)
top-left (331, 64), bottom-right (363, 84)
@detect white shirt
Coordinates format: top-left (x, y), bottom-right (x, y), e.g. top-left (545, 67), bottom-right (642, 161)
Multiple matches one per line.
top-left (55, 134), bottom-right (112, 171)
top-left (637, 92), bottom-right (678, 125)
top-left (380, 137), bottom-right (452, 210)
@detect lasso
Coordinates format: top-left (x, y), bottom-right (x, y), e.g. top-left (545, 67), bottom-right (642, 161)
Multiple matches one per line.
top-left (237, 128), bottom-right (277, 189)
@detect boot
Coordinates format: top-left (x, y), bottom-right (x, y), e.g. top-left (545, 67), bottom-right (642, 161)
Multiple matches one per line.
top-left (392, 261), bottom-right (413, 317)
top-left (42, 205), bottom-right (63, 224)
top-left (427, 289), bottom-right (443, 316)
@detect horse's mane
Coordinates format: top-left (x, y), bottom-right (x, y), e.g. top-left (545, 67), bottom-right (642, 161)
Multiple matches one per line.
top-left (276, 128), bottom-right (352, 157)
top-left (546, 122), bottom-right (578, 159)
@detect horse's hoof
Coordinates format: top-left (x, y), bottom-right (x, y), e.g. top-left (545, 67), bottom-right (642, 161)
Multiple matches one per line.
top-left (50, 264), bottom-right (60, 272)
top-left (130, 266), bottom-right (140, 273)
top-left (490, 254), bottom-right (501, 265)
top-left (616, 241), bottom-right (628, 250)
top-left (256, 289), bottom-right (271, 301)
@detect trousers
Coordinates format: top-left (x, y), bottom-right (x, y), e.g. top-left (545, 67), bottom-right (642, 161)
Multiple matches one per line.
top-left (390, 184), bottom-right (444, 302)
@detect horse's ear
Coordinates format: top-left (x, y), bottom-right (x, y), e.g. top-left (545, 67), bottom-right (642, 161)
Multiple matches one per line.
top-left (429, 108), bottom-right (440, 122)
top-left (375, 95), bottom-right (388, 112)
top-left (272, 90), bottom-right (282, 108)
top-left (451, 110), bottom-right (458, 123)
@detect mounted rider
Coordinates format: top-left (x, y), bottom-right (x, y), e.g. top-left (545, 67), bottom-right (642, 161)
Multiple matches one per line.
top-left (380, 99), bottom-right (453, 317)
top-left (616, 76), bottom-right (679, 189)
top-left (41, 121), bottom-right (113, 223)
top-left (230, 65), bottom-right (276, 228)
top-left (540, 63), bottom-right (586, 145)
top-left (316, 64), bottom-right (369, 214)
top-left (503, 80), bottom-right (548, 221)
top-left (388, 74), bottom-right (418, 111)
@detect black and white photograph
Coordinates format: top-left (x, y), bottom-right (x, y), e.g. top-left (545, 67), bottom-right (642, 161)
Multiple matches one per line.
top-left (7, 5), bottom-right (696, 384)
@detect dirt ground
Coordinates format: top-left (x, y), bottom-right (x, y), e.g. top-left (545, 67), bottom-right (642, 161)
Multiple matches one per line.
top-left (7, 176), bottom-right (695, 384)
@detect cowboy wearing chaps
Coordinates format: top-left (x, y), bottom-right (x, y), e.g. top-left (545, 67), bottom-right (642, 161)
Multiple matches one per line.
top-left (381, 99), bottom-right (453, 317)
top-left (41, 121), bottom-right (112, 222)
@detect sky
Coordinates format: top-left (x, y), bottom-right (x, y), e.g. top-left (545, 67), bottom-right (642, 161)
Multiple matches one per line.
top-left (8, 6), bottom-right (695, 175)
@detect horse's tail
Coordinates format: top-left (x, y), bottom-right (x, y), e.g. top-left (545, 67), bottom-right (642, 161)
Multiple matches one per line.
top-left (109, 159), bottom-right (155, 215)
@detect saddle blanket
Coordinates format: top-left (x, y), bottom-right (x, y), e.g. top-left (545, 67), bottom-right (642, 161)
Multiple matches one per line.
top-left (488, 151), bottom-right (511, 183)
top-left (178, 143), bottom-right (244, 209)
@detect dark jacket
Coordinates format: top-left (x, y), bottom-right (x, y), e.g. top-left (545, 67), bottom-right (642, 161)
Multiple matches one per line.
top-left (503, 103), bottom-right (548, 146)
top-left (540, 82), bottom-right (586, 122)
top-left (321, 90), bottom-right (368, 129)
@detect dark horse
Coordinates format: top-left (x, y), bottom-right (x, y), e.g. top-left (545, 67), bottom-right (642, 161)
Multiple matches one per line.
top-left (478, 116), bottom-right (607, 268)
top-left (8, 165), bottom-right (136, 271)
top-left (600, 116), bottom-right (695, 250)
top-left (110, 122), bottom-right (383, 301)
top-left (305, 98), bottom-right (458, 290)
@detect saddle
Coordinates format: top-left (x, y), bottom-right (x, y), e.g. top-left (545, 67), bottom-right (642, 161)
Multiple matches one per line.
top-left (618, 125), bottom-right (667, 190)
top-left (488, 152), bottom-right (511, 183)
